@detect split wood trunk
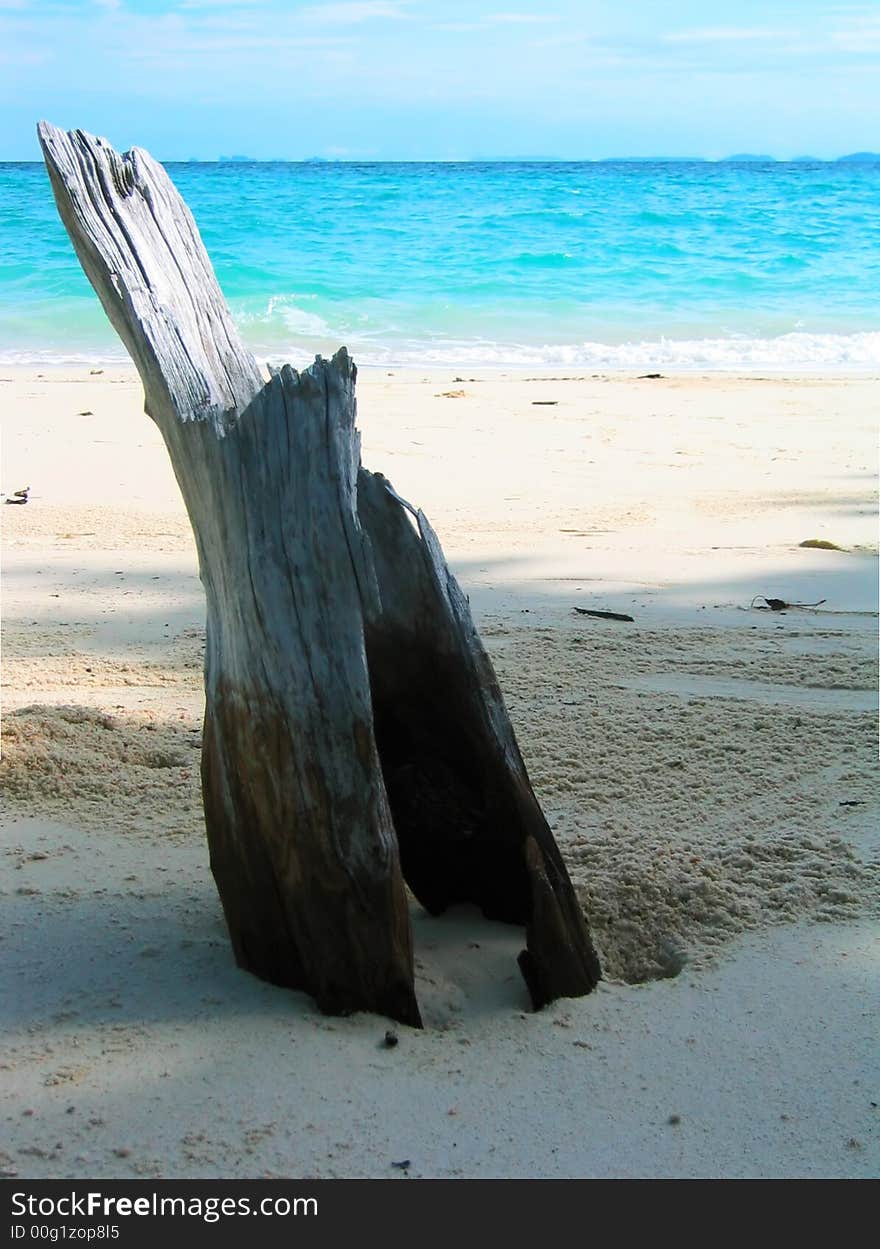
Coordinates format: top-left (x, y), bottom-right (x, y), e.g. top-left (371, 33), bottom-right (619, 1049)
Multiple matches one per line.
top-left (38, 122), bottom-right (601, 1025)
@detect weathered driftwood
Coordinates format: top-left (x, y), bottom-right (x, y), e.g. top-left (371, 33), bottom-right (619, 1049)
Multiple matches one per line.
top-left (38, 122), bottom-right (601, 1023)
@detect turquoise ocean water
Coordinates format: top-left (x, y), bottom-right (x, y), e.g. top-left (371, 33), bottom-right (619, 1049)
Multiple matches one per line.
top-left (1, 159), bottom-right (878, 370)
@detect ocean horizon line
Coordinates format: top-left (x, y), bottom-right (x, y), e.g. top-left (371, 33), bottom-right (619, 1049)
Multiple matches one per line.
top-left (4, 153), bottom-right (880, 167)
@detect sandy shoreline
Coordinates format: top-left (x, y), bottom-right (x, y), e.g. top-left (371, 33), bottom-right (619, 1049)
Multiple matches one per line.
top-left (1, 365), bottom-right (878, 1177)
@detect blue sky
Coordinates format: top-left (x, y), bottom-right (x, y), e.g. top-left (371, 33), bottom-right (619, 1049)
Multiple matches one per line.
top-left (1, 0), bottom-right (879, 159)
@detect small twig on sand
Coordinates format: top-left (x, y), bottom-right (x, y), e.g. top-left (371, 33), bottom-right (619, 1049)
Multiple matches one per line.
top-left (749, 595), bottom-right (827, 612)
top-left (573, 608), bottom-right (635, 622)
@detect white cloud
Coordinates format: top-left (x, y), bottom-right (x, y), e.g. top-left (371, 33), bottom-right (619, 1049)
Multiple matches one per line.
top-left (180, 0), bottom-right (266, 9)
top-left (431, 22), bottom-right (484, 33)
top-left (0, 43), bottom-right (48, 60)
top-left (486, 12), bottom-right (559, 23)
top-left (430, 12), bottom-right (559, 34)
top-left (129, 31), bottom-right (351, 60)
top-left (664, 27), bottom-right (790, 44)
top-left (296, 1), bottom-right (412, 22)
top-left (830, 12), bottom-right (880, 51)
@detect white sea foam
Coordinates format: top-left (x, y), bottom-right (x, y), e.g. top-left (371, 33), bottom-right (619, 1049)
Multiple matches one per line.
top-left (333, 329), bottom-right (880, 371)
top-left (3, 330), bottom-right (878, 372)
top-left (235, 294), bottom-right (333, 338)
top-left (0, 347), bottom-right (131, 366)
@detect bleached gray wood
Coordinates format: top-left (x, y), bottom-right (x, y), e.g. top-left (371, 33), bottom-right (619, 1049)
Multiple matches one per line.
top-left (38, 121), bottom-right (600, 1022)
top-left (358, 471), bottom-right (601, 998)
top-left (38, 122), bottom-right (419, 1023)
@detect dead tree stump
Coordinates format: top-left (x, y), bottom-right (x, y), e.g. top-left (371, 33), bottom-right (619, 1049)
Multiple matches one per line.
top-left (38, 122), bottom-right (601, 1024)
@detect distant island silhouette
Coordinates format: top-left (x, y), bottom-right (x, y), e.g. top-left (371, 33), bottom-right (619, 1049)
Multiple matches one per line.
top-left (134, 151), bottom-right (880, 165)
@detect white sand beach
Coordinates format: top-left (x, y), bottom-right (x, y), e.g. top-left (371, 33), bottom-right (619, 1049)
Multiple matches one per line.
top-left (1, 365), bottom-right (878, 1178)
